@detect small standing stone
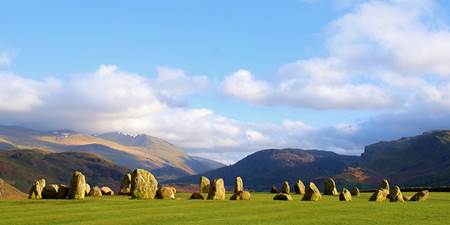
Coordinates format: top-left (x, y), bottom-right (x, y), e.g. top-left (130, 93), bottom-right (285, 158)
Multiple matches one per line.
top-left (207, 178), bottom-right (225, 200)
top-left (339, 188), bottom-right (352, 202)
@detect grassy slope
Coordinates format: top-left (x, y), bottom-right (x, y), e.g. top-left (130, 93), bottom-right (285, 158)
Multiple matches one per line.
top-left (0, 192), bottom-right (448, 225)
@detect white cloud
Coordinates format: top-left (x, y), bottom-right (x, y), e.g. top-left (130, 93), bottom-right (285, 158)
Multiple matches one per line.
top-left (222, 70), bottom-right (272, 104)
top-left (0, 72), bottom-right (60, 112)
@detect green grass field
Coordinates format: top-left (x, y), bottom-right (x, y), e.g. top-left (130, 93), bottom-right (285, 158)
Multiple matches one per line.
top-left (0, 192), bottom-right (448, 225)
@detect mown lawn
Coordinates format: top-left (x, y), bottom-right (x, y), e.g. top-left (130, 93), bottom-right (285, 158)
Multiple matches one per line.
top-left (0, 192), bottom-right (448, 225)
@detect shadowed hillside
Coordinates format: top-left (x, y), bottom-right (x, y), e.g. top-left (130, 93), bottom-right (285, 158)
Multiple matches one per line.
top-left (0, 178), bottom-right (27, 200)
top-left (0, 149), bottom-right (129, 192)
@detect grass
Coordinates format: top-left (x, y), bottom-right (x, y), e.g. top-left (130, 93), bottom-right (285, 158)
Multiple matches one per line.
top-left (0, 192), bottom-right (449, 225)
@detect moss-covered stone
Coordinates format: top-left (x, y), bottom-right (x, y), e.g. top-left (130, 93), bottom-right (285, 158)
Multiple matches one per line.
top-left (119, 173), bottom-right (131, 195)
top-left (28, 178), bottom-right (46, 199)
top-left (294, 179), bottom-right (305, 195)
top-left (207, 178), bottom-right (225, 200)
top-left (409, 190), bottom-right (429, 201)
top-left (302, 182), bottom-right (322, 201)
top-left (68, 171), bottom-right (86, 200)
top-left (199, 176), bottom-right (210, 193)
top-left (230, 191), bottom-right (251, 200)
top-left (130, 168), bottom-right (158, 199)
top-left (339, 188), bottom-right (352, 202)
top-left (323, 178), bottom-right (338, 196)
top-left (273, 193), bottom-right (292, 201)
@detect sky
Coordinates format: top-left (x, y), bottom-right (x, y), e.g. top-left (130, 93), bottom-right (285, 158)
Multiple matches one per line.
top-left (1, 0), bottom-right (450, 163)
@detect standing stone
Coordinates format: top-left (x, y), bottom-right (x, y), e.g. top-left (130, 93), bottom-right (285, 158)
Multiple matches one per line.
top-left (68, 171), bottom-right (86, 200)
top-left (389, 186), bottom-right (404, 202)
top-left (189, 192), bottom-right (204, 200)
top-left (100, 186), bottom-right (114, 195)
top-left (42, 184), bottom-right (59, 199)
top-left (199, 176), bottom-right (210, 193)
top-left (29, 179), bottom-right (46, 199)
top-left (294, 180), bottom-right (305, 195)
top-left (234, 176), bottom-right (244, 193)
top-left (230, 191), bottom-right (251, 200)
top-left (130, 168), bottom-right (158, 199)
top-left (380, 179), bottom-right (390, 191)
top-left (323, 178), bottom-right (339, 195)
top-left (350, 187), bottom-right (360, 196)
top-left (409, 190), bottom-right (429, 201)
top-left (271, 186), bottom-right (278, 193)
top-left (207, 178), bottom-right (225, 200)
top-left (281, 181), bottom-right (290, 194)
top-left (155, 187), bottom-right (176, 199)
top-left (369, 189), bottom-right (389, 202)
top-left (57, 184), bottom-right (69, 199)
top-left (302, 182), bottom-right (322, 201)
top-left (85, 183), bottom-right (91, 196)
top-left (89, 186), bottom-right (102, 197)
top-left (119, 173), bottom-right (132, 195)
top-left (273, 193), bottom-right (293, 201)
top-left (339, 188), bottom-right (352, 202)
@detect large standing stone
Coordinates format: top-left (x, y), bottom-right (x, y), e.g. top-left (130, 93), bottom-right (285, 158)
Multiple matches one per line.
top-left (155, 187), bottom-right (176, 199)
top-left (85, 183), bottom-right (91, 196)
top-left (294, 179), bottom-right (305, 195)
top-left (409, 190), bottom-right (429, 201)
top-left (230, 191), bottom-right (251, 200)
top-left (29, 179), bottom-right (46, 199)
top-left (68, 171), bottom-right (86, 200)
top-left (189, 192), bottom-right (204, 200)
top-left (271, 186), bottom-right (278, 193)
top-left (130, 168), bottom-right (158, 199)
top-left (57, 184), bottom-right (69, 199)
top-left (281, 181), bottom-right (290, 194)
top-left (199, 176), bottom-right (210, 193)
top-left (369, 189), bottom-right (389, 202)
top-left (273, 193), bottom-right (292, 201)
top-left (89, 186), bottom-right (102, 197)
top-left (339, 188), bottom-right (352, 202)
top-left (101, 186), bottom-right (114, 195)
top-left (302, 182), bottom-right (322, 201)
top-left (207, 178), bottom-right (225, 200)
top-left (119, 173), bottom-right (131, 195)
top-left (234, 176), bottom-right (244, 193)
top-left (350, 187), bottom-right (360, 196)
top-left (42, 184), bottom-right (59, 199)
top-left (389, 186), bottom-right (404, 202)
top-left (380, 179), bottom-right (390, 191)
top-left (323, 178), bottom-right (339, 195)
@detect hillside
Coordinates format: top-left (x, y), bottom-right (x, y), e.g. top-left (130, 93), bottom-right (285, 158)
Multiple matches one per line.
top-left (0, 126), bottom-right (224, 181)
top-left (171, 149), bottom-right (359, 191)
top-left (171, 130), bottom-right (450, 190)
top-left (0, 149), bottom-right (129, 192)
top-left (0, 178), bottom-right (27, 200)
top-left (361, 130), bottom-right (450, 186)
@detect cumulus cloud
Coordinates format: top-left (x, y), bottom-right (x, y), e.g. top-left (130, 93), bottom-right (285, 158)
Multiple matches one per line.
top-left (222, 0), bottom-right (450, 111)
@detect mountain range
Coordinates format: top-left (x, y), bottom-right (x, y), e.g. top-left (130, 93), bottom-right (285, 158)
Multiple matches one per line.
top-left (170, 130), bottom-right (450, 191)
top-left (0, 125), bottom-right (224, 184)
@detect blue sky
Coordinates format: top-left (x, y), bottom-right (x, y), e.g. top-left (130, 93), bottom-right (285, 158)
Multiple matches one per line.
top-left (1, 0), bottom-right (450, 163)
